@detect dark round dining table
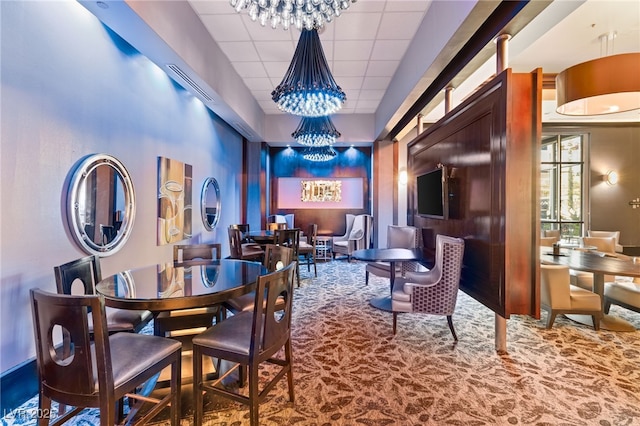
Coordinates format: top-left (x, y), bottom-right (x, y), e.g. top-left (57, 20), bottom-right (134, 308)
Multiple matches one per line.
top-left (352, 248), bottom-right (425, 312)
top-left (96, 258), bottom-right (266, 315)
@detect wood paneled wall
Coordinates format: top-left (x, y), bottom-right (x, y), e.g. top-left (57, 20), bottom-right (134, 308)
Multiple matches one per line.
top-left (407, 69), bottom-right (541, 319)
top-left (268, 146), bottom-right (372, 236)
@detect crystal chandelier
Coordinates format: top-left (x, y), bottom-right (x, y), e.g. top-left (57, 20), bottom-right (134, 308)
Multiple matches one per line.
top-left (292, 116), bottom-right (341, 146)
top-left (272, 28), bottom-right (346, 116)
top-left (302, 145), bottom-right (338, 162)
top-left (230, 0), bottom-right (357, 31)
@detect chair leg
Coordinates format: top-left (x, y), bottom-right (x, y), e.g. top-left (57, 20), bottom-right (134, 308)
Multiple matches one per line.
top-left (446, 315), bottom-right (458, 341)
top-left (546, 311), bottom-right (557, 329)
top-left (170, 354), bottom-right (181, 426)
top-left (193, 346), bottom-right (204, 426)
top-left (365, 271), bottom-right (369, 286)
top-left (285, 339), bottom-right (295, 402)
top-left (312, 257), bottom-right (317, 277)
top-left (249, 364), bottom-right (260, 426)
top-left (392, 312), bottom-right (397, 335)
top-left (38, 395), bottom-right (52, 426)
top-left (592, 315), bottom-right (601, 331)
top-left (603, 298), bottom-right (612, 314)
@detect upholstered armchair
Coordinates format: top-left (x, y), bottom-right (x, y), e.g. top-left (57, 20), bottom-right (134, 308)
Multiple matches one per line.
top-left (587, 230), bottom-right (623, 253)
top-left (540, 264), bottom-right (602, 330)
top-left (604, 277), bottom-right (640, 316)
top-left (391, 234), bottom-right (464, 339)
top-left (570, 236), bottom-right (618, 290)
top-left (365, 225), bottom-right (422, 285)
top-left (332, 214), bottom-right (372, 262)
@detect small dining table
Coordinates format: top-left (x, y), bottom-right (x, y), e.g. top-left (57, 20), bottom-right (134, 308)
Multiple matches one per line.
top-left (351, 248), bottom-right (424, 312)
top-left (540, 248), bottom-right (640, 331)
top-left (246, 229), bottom-right (277, 246)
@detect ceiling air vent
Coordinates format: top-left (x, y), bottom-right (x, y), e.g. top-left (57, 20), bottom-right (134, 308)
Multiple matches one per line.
top-left (166, 64), bottom-right (214, 102)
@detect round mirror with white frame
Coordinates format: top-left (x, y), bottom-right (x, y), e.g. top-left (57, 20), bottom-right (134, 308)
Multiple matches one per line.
top-left (201, 177), bottom-right (221, 231)
top-left (67, 154), bottom-right (135, 256)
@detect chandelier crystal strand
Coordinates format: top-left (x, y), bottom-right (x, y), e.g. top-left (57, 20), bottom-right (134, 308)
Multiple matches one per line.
top-left (302, 145), bottom-right (338, 162)
top-left (272, 28), bottom-right (346, 116)
top-left (231, 0), bottom-right (356, 31)
top-left (292, 116), bottom-right (341, 146)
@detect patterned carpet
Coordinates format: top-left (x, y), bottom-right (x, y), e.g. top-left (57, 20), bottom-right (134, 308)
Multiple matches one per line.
top-left (4, 259), bottom-right (640, 425)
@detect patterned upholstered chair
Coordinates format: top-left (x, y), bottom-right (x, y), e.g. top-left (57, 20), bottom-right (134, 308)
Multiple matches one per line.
top-left (391, 234), bottom-right (464, 339)
top-left (540, 264), bottom-right (602, 330)
top-left (332, 214), bottom-right (373, 262)
top-left (365, 225), bottom-right (422, 285)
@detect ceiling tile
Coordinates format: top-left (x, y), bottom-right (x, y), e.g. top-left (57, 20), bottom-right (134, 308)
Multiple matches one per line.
top-left (370, 40), bottom-right (410, 60)
top-left (384, 1), bottom-right (432, 13)
top-left (217, 41), bottom-right (260, 61)
top-left (359, 89), bottom-right (385, 100)
top-left (350, 0), bottom-right (386, 13)
top-left (366, 60), bottom-right (399, 77)
top-left (333, 61), bottom-right (369, 77)
top-left (334, 13), bottom-right (382, 40)
top-left (199, 14), bottom-right (250, 42)
top-left (233, 61), bottom-right (267, 78)
top-left (254, 40), bottom-right (296, 62)
top-left (336, 76), bottom-right (364, 91)
top-left (377, 12), bottom-right (425, 39)
top-left (243, 16), bottom-right (298, 41)
top-left (361, 76), bottom-right (391, 90)
top-left (253, 90), bottom-right (274, 101)
top-left (188, 0), bottom-right (235, 15)
top-left (333, 40), bottom-right (375, 61)
top-left (243, 77), bottom-right (273, 91)
top-left (263, 61), bottom-right (290, 79)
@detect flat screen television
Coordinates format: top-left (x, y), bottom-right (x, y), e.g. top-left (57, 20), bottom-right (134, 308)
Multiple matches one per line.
top-left (416, 166), bottom-right (447, 219)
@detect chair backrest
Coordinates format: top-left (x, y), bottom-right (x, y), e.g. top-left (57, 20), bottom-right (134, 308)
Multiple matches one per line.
top-left (54, 255), bottom-right (102, 296)
top-left (284, 214), bottom-right (295, 229)
top-left (274, 228), bottom-right (300, 256)
top-left (540, 264), bottom-right (571, 309)
top-left (387, 225), bottom-right (419, 249)
top-left (228, 227), bottom-right (244, 259)
top-left (306, 223), bottom-right (318, 247)
top-left (350, 214), bottom-right (373, 249)
top-left (340, 214), bottom-right (356, 238)
top-left (413, 235), bottom-right (464, 315)
top-left (544, 229), bottom-right (561, 239)
top-left (251, 262), bottom-right (296, 357)
top-left (587, 230), bottom-right (620, 246)
top-left (174, 243), bottom-right (221, 262)
top-left (582, 236), bottom-right (616, 253)
top-left (263, 244), bottom-right (294, 272)
top-left (540, 236), bottom-right (558, 247)
top-left (30, 288), bottom-right (111, 400)
top-left (268, 222), bottom-right (287, 231)
top-left (230, 224), bottom-right (250, 234)
top-left (267, 214), bottom-right (287, 224)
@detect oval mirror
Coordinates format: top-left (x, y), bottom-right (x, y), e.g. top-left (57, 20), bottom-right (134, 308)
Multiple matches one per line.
top-left (201, 177), bottom-right (221, 231)
top-left (67, 154), bottom-right (136, 256)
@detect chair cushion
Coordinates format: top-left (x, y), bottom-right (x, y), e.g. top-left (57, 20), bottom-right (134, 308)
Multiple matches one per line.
top-left (334, 241), bottom-right (348, 248)
top-left (108, 332), bottom-right (181, 390)
top-left (349, 229), bottom-right (363, 240)
top-left (568, 285), bottom-right (601, 311)
top-left (604, 281), bottom-right (640, 308)
top-left (224, 292), bottom-right (256, 313)
top-left (89, 307), bottom-right (152, 333)
top-left (192, 311), bottom-right (256, 357)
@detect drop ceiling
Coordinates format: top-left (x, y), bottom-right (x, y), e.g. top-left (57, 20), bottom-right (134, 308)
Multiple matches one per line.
top-left (81, 0), bottom-right (640, 146)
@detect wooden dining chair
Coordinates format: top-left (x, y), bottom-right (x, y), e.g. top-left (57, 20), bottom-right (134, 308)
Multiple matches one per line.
top-left (30, 288), bottom-right (181, 426)
top-left (275, 228), bottom-right (301, 287)
top-left (54, 255), bottom-right (152, 334)
top-left (228, 227), bottom-right (265, 261)
top-left (192, 262), bottom-right (296, 426)
top-left (156, 243), bottom-right (223, 340)
top-left (298, 223), bottom-right (318, 278)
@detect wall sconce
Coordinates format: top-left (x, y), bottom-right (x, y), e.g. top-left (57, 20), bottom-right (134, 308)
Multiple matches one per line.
top-left (398, 169), bottom-right (408, 185)
top-left (604, 170), bottom-right (619, 185)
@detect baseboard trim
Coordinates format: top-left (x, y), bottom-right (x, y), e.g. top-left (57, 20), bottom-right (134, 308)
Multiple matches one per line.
top-left (0, 358), bottom-right (38, 415)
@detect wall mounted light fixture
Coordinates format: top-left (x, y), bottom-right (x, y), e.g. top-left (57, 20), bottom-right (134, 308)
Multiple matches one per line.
top-left (398, 169), bottom-right (408, 185)
top-left (604, 170), bottom-right (619, 185)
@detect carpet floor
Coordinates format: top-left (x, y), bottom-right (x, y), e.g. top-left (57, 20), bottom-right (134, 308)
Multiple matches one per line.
top-left (4, 259), bottom-right (640, 425)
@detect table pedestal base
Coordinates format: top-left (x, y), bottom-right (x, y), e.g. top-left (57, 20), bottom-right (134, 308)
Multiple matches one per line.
top-left (370, 296), bottom-right (393, 312)
top-left (565, 313), bottom-right (635, 332)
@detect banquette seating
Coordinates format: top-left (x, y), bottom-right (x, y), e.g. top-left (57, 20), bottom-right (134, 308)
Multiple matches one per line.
top-left (587, 230), bottom-right (623, 253)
